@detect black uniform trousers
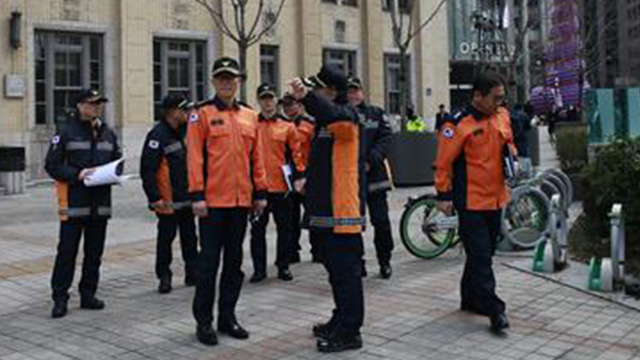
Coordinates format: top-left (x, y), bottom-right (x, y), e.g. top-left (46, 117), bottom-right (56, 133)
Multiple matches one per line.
top-left (250, 193), bottom-right (290, 274)
top-left (192, 208), bottom-right (248, 326)
top-left (319, 232), bottom-right (365, 334)
top-left (289, 192), bottom-right (321, 259)
top-left (459, 209), bottom-right (506, 317)
top-left (366, 191), bottom-right (394, 265)
top-left (155, 210), bottom-right (199, 280)
top-left (51, 218), bottom-right (107, 301)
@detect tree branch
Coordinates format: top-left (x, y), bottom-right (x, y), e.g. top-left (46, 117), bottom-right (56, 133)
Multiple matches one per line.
top-left (247, 0), bottom-right (287, 46)
top-left (194, 0), bottom-right (240, 43)
top-left (405, 0), bottom-right (447, 46)
top-left (246, 0), bottom-right (265, 42)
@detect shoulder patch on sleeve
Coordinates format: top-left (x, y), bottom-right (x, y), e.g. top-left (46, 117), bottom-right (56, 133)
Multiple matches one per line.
top-left (189, 113), bottom-right (199, 123)
top-left (148, 140), bottom-right (160, 149)
top-left (51, 135), bottom-right (60, 145)
top-left (442, 127), bottom-right (455, 139)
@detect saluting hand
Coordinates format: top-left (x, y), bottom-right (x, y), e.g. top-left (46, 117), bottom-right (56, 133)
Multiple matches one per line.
top-left (289, 78), bottom-right (308, 100)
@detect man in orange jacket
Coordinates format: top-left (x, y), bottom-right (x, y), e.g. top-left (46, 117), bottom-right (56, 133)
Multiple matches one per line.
top-left (290, 66), bottom-right (366, 353)
top-left (249, 84), bottom-right (305, 283)
top-left (187, 57), bottom-right (268, 346)
top-left (279, 93), bottom-right (319, 263)
top-left (434, 71), bottom-right (516, 336)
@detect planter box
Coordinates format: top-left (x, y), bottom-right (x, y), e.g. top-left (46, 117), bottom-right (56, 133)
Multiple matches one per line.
top-left (387, 132), bottom-right (437, 187)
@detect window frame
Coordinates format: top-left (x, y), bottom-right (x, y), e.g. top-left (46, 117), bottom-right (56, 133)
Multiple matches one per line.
top-left (322, 48), bottom-right (358, 78)
top-left (153, 38), bottom-right (208, 122)
top-left (384, 53), bottom-right (411, 115)
top-left (260, 44), bottom-right (280, 92)
top-left (34, 30), bottom-right (104, 126)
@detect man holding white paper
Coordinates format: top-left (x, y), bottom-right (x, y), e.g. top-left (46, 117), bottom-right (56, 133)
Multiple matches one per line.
top-left (44, 89), bottom-right (121, 319)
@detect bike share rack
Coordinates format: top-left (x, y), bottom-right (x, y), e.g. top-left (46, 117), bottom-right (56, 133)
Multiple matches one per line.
top-left (588, 204), bottom-right (625, 292)
top-left (532, 194), bottom-right (568, 273)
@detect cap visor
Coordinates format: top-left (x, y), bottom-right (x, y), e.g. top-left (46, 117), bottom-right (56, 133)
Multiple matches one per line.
top-left (212, 68), bottom-right (244, 78)
top-left (85, 96), bottom-right (108, 103)
top-left (258, 91), bottom-right (277, 98)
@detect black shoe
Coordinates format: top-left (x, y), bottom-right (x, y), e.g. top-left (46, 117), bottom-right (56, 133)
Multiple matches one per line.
top-left (317, 330), bottom-right (362, 353)
top-left (196, 324), bottom-right (218, 346)
top-left (249, 272), bottom-right (266, 283)
top-left (290, 253), bottom-right (301, 264)
top-left (312, 319), bottom-right (337, 339)
top-left (490, 313), bottom-right (510, 335)
top-left (51, 300), bottom-right (68, 319)
top-left (185, 272), bottom-right (197, 287)
top-left (80, 297), bottom-right (105, 310)
top-left (278, 268), bottom-right (293, 281)
top-left (158, 277), bottom-right (172, 294)
top-left (218, 319), bottom-right (249, 339)
top-left (379, 263), bottom-right (392, 279)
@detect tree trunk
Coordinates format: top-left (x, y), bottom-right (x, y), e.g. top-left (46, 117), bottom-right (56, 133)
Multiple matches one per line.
top-left (238, 41), bottom-right (248, 102)
top-left (399, 47), bottom-right (410, 128)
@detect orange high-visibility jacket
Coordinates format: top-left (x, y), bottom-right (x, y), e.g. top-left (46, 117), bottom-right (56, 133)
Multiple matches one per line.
top-left (186, 97), bottom-right (267, 208)
top-left (434, 106), bottom-right (517, 211)
top-left (257, 114), bottom-right (305, 193)
top-left (293, 114), bottom-right (315, 167)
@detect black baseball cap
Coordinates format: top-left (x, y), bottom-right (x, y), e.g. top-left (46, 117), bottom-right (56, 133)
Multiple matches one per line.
top-left (257, 83), bottom-right (277, 98)
top-left (76, 89), bottom-right (108, 105)
top-left (162, 93), bottom-right (193, 110)
top-left (304, 65), bottom-right (348, 92)
top-left (347, 77), bottom-right (363, 89)
top-left (211, 56), bottom-right (244, 78)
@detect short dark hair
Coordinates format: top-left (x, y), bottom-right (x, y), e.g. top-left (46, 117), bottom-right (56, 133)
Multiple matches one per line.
top-left (472, 72), bottom-right (505, 96)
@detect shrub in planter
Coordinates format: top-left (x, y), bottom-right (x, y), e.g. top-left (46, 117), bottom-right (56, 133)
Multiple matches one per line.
top-left (577, 137), bottom-right (640, 276)
top-left (555, 124), bottom-right (588, 200)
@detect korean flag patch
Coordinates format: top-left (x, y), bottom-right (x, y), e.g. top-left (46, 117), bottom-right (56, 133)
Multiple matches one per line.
top-left (443, 128), bottom-right (455, 139)
top-left (189, 113), bottom-right (199, 123)
top-left (148, 140), bottom-right (160, 149)
top-left (51, 135), bottom-right (60, 145)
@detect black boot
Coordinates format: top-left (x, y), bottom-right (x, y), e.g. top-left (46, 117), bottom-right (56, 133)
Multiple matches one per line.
top-left (249, 272), bottom-right (266, 283)
top-left (379, 262), bottom-right (392, 279)
top-left (312, 317), bottom-right (338, 339)
top-left (278, 268), bottom-right (293, 281)
top-left (51, 300), bottom-right (68, 319)
top-left (490, 313), bottom-right (510, 336)
top-left (317, 327), bottom-right (362, 353)
top-left (158, 276), bottom-right (172, 294)
top-left (218, 317), bottom-right (249, 339)
top-left (196, 324), bottom-right (218, 346)
top-left (80, 297), bottom-right (105, 310)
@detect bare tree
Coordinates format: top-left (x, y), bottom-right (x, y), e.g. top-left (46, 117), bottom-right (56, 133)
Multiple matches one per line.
top-left (385, 0), bottom-right (448, 124)
top-left (497, 1), bottom-right (538, 104)
top-left (194, 0), bottom-right (287, 101)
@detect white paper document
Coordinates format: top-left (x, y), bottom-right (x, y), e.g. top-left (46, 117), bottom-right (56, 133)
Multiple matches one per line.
top-left (83, 158), bottom-right (125, 187)
top-left (282, 164), bottom-right (293, 192)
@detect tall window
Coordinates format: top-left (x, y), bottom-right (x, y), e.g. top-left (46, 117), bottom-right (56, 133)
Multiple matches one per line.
top-left (323, 49), bottom-right (357, 77)
top-left (153, 39), bottom-right (207, 121)
top-left (260, 45), bottom-right (280, 90)
top-left (34, 31), bottom-right (103, 125)
top-left (384, 54), bottom-right (411, 115)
